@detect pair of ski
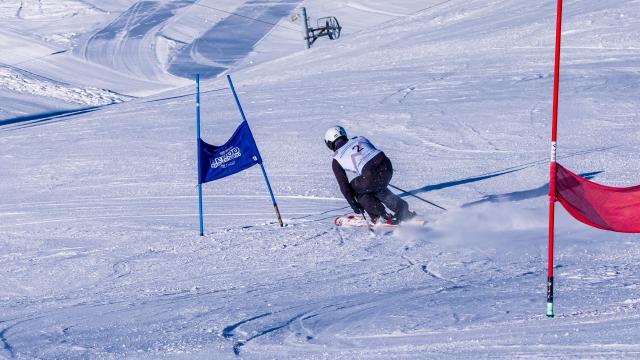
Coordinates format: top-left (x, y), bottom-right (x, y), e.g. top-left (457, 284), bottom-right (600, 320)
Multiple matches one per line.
top-left (335, 214), bottom-right (426, 235)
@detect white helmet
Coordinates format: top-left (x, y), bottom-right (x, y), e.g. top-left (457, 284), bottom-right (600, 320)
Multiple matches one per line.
top-left (324, 126), bottom-right (347, 150)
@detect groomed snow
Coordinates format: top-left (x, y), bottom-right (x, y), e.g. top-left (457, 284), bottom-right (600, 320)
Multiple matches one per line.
top-left (1, 0), bottom-right (640, 358)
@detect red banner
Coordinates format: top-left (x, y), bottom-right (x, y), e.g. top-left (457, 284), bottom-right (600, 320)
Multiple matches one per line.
top-left (556, 164), bottom-right (640, 233)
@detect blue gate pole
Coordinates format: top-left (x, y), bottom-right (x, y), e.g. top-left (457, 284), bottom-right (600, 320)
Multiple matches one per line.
top-left (258, 162), bottom-right (284, 227)
top-left (196, 74), bottom-right (204, 236)
top-left (226, 74), bottom-right (284, 227)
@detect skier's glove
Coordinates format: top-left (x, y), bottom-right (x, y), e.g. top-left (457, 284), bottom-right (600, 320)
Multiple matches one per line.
top-left (351, 203), bottom-right (363, 214)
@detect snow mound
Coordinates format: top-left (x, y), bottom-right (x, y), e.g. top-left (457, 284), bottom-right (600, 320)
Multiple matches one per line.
top-left (0, 67), bottom-right (129, 106)
top-left (0, 0), bottom-right (100, 20)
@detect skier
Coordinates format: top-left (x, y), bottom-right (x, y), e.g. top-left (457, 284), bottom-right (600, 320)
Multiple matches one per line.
top-left (324, 125), bottom-right (414, 225)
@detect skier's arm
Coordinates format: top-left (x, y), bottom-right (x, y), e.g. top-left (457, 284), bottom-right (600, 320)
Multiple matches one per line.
top-left (332, 159), bottom-right (359, 211)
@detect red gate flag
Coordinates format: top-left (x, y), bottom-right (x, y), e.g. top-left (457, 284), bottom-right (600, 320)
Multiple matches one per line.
top-left (545, 0), bottom-right (640, 317)
top-left (555, 164), bottom-right (640, 233)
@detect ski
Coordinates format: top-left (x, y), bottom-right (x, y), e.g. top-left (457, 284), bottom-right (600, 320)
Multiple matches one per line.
top-left (334, 214), bottom-right (426, 235)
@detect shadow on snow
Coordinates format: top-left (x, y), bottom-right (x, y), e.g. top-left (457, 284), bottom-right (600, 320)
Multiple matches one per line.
top-left (0, 107), bottom-right (102, 130)
top-left (462, 170), bottom-right (603, 207)
top-left (394, 146), bottom-right (616, 208)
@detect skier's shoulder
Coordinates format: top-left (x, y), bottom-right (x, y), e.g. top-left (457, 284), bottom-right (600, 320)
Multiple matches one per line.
top-left (347, 135), bottom-right (373, 145)
top-left (354, 136), bottom-right (378, 149)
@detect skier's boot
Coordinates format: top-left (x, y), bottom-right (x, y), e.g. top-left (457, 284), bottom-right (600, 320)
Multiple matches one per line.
top-left (395, 210), bottom-right (417, 224)
top-left (382, 213), bottom-right (400, 226)
top-left (370, 213), bottom-right (394, 226)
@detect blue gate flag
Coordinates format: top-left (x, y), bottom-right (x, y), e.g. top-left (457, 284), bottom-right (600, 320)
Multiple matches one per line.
top-left (199, 120), bottom-right (262, 184)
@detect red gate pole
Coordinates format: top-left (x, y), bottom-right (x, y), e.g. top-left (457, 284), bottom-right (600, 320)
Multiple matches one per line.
top-left (547, 0), bottom-right (564, 318)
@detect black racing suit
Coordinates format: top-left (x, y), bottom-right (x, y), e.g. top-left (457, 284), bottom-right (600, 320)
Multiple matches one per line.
top-left (332, 139), bottom-right (410, 221)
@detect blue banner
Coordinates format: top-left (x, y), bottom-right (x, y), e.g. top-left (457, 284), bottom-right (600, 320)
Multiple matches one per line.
top-left (199, 121), bottom-right (262, 184)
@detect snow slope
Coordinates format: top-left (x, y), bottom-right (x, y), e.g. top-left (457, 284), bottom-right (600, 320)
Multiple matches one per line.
top-left (0, 0), bottom-right (449, 121)
top-left (2, 0), bottom-right (640, 358)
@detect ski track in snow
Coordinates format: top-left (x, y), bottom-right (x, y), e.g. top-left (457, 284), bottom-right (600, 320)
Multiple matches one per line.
top-left (168, 0), bottom-right (302, 79)
top-left (80, 1), bottom-right (196, 81)
top-left (1, 0), bottom-right (640, 358)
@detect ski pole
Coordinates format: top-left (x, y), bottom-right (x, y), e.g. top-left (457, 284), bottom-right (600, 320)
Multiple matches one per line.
top-left (389, 184), bottom-right (447, 211)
